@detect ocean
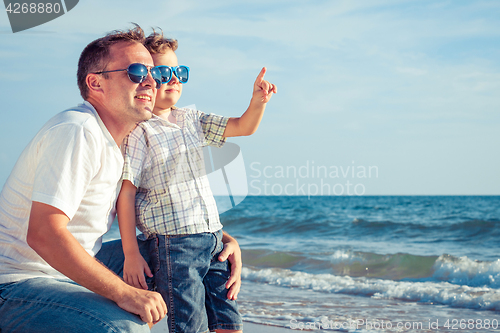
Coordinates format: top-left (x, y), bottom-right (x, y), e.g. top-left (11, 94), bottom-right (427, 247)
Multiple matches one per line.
top-left (104, 196), bottom-right (500, 332)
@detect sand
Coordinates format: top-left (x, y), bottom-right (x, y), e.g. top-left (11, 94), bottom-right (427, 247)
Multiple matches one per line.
top-left (151, 320), bottom-right (293, 332)
top-left (244, 322), bottom-right (293, 332)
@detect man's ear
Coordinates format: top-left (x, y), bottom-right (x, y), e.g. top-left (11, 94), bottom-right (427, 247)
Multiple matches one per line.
top-left (86, 73), bottom-right (104, 94)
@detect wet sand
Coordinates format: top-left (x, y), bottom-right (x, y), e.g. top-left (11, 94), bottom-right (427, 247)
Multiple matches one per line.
top-left (151, 320), bottom-right (293, 332)
top-left (244, 322), bottom-right (293, 332)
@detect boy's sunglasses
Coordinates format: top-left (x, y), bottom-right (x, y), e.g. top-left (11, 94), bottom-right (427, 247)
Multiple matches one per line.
top-left (93, 63), bottom-right (162, 89)
top-left (155, 65), bottom-right (190, 85)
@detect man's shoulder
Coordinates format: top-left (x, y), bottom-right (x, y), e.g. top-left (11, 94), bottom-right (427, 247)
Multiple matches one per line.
top-left (44, 102), bottom-right (100, 133)
top-left (55, 102), bottom-right (97, 125)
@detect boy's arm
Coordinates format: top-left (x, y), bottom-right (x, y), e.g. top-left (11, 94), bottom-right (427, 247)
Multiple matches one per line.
top-left (223, 67), bottom-right (277, 138)
top-left (27, 201), bottom-right (167, 324)
top-left (117, 180), bottom-right (153, 290)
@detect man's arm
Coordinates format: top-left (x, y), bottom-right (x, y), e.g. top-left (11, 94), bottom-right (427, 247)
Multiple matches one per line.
top-left (218, 231), bottom-right (242, 300)
top-left (223, 67), bottom-right (277, 138)
top-left (26, 201), bottom-right (167, 324)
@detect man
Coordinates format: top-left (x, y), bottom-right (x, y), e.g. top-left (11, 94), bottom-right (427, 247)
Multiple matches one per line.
top-left (0, 25), bottom-right (242, 332)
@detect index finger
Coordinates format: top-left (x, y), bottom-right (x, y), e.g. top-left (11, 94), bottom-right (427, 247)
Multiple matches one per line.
top-left (256, 67), bottom-right (267, 83)
top-left (139, 274), bottom-right (148, 290)
top-left (226, 278), bottom-right (241, 300)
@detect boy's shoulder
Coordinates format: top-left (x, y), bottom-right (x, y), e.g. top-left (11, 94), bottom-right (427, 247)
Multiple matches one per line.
top-left (171, 106), bottom-right (202, 124)
top-left (172, 106), bottom-right (224, 121)
top-left (172, 106), bottom-right (197, 116)
top-left (129, 107), bottom-right (199, 134)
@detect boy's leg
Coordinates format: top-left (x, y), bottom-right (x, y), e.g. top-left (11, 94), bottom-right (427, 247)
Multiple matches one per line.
top-left (205, 230), bottom-right (243, 333)
top-left (0, 277), bottom-right (149, 333)
top-left (152, 233), bottom-right (216, 333)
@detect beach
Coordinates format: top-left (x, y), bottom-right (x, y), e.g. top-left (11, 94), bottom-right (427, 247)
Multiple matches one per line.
top-left (106, 196), bottom-right (500, 333)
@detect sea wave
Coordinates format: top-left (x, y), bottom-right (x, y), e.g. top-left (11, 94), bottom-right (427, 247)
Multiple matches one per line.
top-left (223, 212), bottom-right (500, 241)
top-left (241, 266), bottom-right (500, 311)
top-left (242, 249), bottom-right (500, 288)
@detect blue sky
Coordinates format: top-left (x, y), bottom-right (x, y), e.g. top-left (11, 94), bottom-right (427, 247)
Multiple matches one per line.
top-left (1, 0), bottom-right (499, 195)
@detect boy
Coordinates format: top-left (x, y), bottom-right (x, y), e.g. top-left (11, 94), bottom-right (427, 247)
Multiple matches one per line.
top-left (116, 31), bottom-right (276, 333)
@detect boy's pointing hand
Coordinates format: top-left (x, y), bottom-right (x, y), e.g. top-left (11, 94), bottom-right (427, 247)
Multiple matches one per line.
top-left (253, 67), bottom-right (277, 103)
top-left (224, 67), bottom-right (276, 137)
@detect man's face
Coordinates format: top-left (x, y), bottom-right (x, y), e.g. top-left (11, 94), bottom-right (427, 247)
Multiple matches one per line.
top-left (152, 50), bottom-right (182, 113)
top-left (99, 41), bottom-right (157, 124)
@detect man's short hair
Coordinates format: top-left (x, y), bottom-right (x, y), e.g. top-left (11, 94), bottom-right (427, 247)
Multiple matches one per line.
top-left (144, 30), bottom-right (178, 55)
top-left (77, 24), bottom-right (146, 100)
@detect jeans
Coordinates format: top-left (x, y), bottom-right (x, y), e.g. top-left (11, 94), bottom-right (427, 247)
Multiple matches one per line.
top-left (0, 238), bottom-right (151, 333)
top-left (152, 230), bottom-right (242, 333)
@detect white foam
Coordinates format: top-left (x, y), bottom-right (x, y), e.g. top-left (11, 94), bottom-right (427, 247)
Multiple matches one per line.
top-left (433, 255), bottom-right (500, 288)
top-left (329, 249), bottom-right (364, 264)
top-left (242, 267), bottom-right (500, 311)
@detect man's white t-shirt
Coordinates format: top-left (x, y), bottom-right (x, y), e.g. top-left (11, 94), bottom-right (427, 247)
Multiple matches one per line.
top-left (0, 101), bottom-right (124, 283)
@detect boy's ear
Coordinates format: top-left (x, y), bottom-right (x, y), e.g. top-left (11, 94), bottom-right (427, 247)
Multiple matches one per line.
top-left (86, 73), bottom-right (104, 95)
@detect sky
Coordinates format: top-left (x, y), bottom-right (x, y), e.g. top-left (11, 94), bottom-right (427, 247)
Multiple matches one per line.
top-left (0, 0), bottom-right (499, 195)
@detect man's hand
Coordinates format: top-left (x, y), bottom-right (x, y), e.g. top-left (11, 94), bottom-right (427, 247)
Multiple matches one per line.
top-left (219, 232), bottom-right (242, 300)
top-left (123, 252), bottom-right (154, 290)
top-left (116, 287), bottom-right (167, 324)
top-left (253, 67), bottom-right (277, 104)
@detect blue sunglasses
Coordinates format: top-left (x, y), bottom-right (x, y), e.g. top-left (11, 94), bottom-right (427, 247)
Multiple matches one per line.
top-left (93, 63), bottom-right (162, 89)
top-left (155, 65), bottom-right (190, 85)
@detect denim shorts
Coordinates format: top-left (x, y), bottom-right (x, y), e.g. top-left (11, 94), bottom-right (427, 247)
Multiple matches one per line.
top-left (150, 229), bottom-right (242, 333)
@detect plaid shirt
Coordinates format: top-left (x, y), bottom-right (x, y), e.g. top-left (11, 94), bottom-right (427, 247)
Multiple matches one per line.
top-left (121, 107), bottom-right (229, 237)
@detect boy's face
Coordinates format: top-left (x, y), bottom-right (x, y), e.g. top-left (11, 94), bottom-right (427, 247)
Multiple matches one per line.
top-left (152, 50), bottom-right (182, 113)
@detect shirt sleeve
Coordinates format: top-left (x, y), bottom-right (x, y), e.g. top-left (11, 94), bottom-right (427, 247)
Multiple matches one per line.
top-left (198, 111), bottom-right (229, 148)
top-left (121, 125), bottom-right (149, 188)
top-left (31, 123), bottom-right (99, 220)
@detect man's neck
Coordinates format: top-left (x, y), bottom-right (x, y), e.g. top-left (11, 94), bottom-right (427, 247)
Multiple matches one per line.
top-left (86, 98), bottom-right (137, 147)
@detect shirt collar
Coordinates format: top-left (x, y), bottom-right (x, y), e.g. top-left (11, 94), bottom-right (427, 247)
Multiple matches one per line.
top-left (82, 100), bottom-right (121, 151)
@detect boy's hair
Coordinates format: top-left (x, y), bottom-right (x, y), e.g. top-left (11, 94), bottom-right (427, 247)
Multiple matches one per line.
top-left (77, 24), bottom-right (146, 100)
top-left (144, 30), bottom-right (178, 54)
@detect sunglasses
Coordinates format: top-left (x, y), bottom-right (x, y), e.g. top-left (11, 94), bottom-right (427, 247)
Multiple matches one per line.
top-left (155, 65), bottom-right (190, 85)
top-left (93, 63), bottom-right (162, 89)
